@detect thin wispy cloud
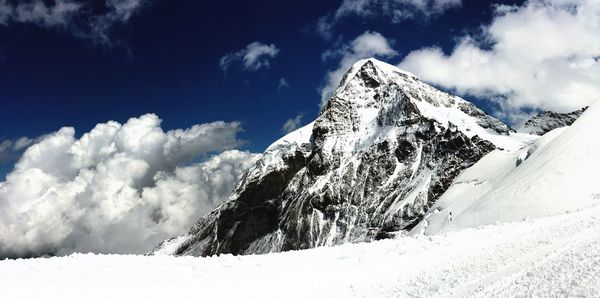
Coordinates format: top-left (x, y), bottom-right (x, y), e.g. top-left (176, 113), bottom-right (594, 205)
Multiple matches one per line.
top-left (317, 0), bottom-right (462, 39)
top-left (281, 113), bottom-right (304, 134)
top-left (0, 137), bottom-right (37, 164)
top-left (0, 0), bottom-right (81, 26)
top-left (0, 0), bottom-right (148, 44)
top-left (278, 78), bottom-right (290, 91)
top-left (220, 42), bottom-right (280, 73)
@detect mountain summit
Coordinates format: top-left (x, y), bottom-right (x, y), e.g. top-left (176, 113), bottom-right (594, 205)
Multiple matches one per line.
top-left (519, 107), bottom-right (588, 136)
top-left (152, 58), bottom-right (521, 256)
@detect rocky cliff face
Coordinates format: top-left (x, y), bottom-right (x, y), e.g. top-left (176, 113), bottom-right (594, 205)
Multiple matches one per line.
top-left (152, 58), bottom-right (515, 256)
top-left (520, 107), bottom-right (588, 136)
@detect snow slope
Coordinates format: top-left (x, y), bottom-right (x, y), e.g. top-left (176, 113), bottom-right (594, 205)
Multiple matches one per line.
top-left (2, 203), bottom-right (600, 298)
top-left (413, 102), bottom-right (600, 235)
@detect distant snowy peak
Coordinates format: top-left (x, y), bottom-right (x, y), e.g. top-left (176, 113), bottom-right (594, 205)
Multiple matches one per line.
top-left (519, 107), bottom-right (588, 136)
top-left (152, 58), bottom-right (519, 257)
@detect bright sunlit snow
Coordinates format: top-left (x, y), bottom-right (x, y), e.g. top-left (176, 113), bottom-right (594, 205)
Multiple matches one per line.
top-left (2, 203), bottom-right (600, 298)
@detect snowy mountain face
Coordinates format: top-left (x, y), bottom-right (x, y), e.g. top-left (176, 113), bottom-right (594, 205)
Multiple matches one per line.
top-left (152, 59), bottom-right (518, 257)
top-left (414, 102), bottom-right (600, 235)
top-left (519, 107), bottom-right (587, 136)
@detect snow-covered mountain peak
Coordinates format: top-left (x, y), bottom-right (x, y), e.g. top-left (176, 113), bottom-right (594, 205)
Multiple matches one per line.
top-left (320, 58), bottom-right (515, 151)
top-left (333, 58), bottom-right (439, 112)
top-left (336, 58), bottom-right (418, 94)
top-left (152, 59), bottom-right (525, 257)
top-left (268, 58), bottom-right (518, 158)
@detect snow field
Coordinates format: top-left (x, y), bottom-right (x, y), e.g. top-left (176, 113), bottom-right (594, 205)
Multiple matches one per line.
top-left (3, 203), bottom-right (600, 298)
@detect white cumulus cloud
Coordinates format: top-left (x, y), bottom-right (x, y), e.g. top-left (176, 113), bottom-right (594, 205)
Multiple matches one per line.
top-left (220, 42), bottom-right (280, 73)
top-left (320, 31), bottom-right (398, 107)
top-left (399, 0), bottom-right (600, 124)
top-left (0, 114), bottom-right (260, 258)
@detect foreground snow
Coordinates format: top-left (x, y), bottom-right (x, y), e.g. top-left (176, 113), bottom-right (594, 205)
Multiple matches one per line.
top-left (3, 203), bottom-right (600, 298)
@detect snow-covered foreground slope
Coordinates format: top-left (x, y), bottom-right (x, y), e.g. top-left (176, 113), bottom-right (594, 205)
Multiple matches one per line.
top-left (4, 203), bottom-right (600, 298)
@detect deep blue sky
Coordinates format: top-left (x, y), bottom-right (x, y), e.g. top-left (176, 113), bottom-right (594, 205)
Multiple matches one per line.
top-left (0, 0), bottom-right (525, 177)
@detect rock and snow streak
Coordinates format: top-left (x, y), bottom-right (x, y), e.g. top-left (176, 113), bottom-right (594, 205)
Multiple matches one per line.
top-left (153, 58), bottom-right (525, 257)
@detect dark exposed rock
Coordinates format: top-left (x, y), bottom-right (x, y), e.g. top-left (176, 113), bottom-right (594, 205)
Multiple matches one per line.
top-left (356, 60), bottom-right (382, 89)
top-left (520, 107), bottom-right (588, 136)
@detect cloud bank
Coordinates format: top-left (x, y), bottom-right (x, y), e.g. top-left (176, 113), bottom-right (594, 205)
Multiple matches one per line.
top-left (220, 42), bottom-right (280, 73)
top-left (0, 114), bottom-right (260, 258)
top-left (318, 0), bottom-right (462, 38)
top-left (0, 0), bottom-right (147, 44)
top-left (399, 0), bottom-right (600, 123)
top-left (320, 31), bottom-right (397, 107)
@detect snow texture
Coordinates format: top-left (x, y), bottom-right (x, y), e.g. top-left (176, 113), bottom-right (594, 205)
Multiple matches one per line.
top-left (3, 203), bottom-right (600, 298)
